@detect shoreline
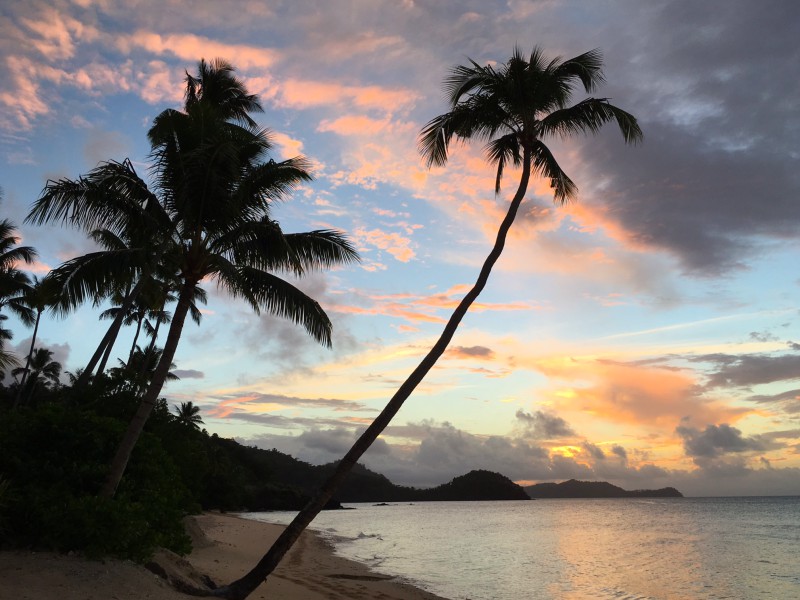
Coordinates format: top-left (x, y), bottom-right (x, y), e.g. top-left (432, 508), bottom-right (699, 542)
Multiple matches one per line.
top-left (0, 511), bottom-right (447, 600)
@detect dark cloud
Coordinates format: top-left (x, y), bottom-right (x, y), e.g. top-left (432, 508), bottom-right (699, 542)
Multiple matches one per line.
top-left (516, 409), bottom-right (575, 439)
top-left (173, 369), bottom-right (204, 379)
top-left (749, 331), bottom-right (778, 343)
top-left (580, 1), bottom-right (800, 276)
top-left (582, 442), bottom-right (606, 461)
top-left (676, 423), bottom-right (766, 459)
top-left (702, 354), bottom-right (800, 388)
top-left (449, 345), bottom-right (494, 359)
top-left (611, 445), bottom-right (628, 461)
top-left (746, 389), bottom-right (800, 414)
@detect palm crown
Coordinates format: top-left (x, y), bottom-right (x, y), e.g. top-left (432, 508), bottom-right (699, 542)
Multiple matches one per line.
top-left (419, 47), bottom-right (642, 198)
top-left (26, 59), bottom-right (360, 498)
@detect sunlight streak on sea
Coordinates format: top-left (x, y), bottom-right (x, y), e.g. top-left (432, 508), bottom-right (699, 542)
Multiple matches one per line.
top-left (246, 497), bottom-right (800, 599)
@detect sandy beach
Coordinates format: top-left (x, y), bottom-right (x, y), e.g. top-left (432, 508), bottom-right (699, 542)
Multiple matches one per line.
top-left (1, 512), bottom-right (447, 600)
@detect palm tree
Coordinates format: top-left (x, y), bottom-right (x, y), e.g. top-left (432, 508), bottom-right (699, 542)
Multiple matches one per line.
top-left (0, 192), bottom-right (37, 323)
top-left (174, 401), bottom-right (203, 429)
top-left (212, 47), bottom-right (642, 600)
top-left (28, 158), bottom-right (174, 388)
top-left (0, 314), bottom-right (18, 376)
top-left (108, 345), bottom-right (179, 394)
top-left (27, 59), bottom-right (360, 498)
top-left (13, 276), bottom-right (59, 408)
top-left (12, 347), bottom-right (61, 405)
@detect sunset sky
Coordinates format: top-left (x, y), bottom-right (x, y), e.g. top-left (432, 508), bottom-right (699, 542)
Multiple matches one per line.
top-left (2, 0), bottom-right (799, 496)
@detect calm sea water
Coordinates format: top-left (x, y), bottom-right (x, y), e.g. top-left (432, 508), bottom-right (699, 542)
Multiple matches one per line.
top-left (246, 497), bottom-right (800, 600)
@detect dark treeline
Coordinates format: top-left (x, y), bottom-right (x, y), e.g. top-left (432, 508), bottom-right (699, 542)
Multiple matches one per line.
top-left (0, 380), bottom-right (527, 561)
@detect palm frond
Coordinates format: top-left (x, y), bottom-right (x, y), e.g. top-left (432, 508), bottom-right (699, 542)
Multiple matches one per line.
top-left (540, 98), bottom-right (643, 144)
top-left (530, 140), bottom-right (578, 203)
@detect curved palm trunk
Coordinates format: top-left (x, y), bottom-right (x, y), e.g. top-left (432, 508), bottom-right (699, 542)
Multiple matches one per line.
top-left (213, 152), bottom-right (533, 600)
top-left (100, 280), bottom-right (195, 498)
top-left (12, 309), bottom-right (41, 409)
top-left (76, 278), bottom-right (146, 387)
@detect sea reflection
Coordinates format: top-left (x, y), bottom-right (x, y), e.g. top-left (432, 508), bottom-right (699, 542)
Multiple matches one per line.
top-left (248, 496), bottom-right (800, 600)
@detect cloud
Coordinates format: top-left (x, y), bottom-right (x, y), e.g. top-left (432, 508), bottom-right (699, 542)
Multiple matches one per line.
top-left (529, 356), bottom-right (748, 428)
top-left (449, 345), bottom-right (494, 359)
top-left (573, 2), bottom-right (800, 277)
top-left (354, 226), bottom-right (416, 263)
top-left (702, 354), bottom-right (800, 388)
top-left (676, 423), bottom-right (766, 459)
top-left (173, 369), bottom-right (204, 379)
top-left (746, 389), bottom-right (800, 414)
top-left (207, 391), bottom-right (370, 419)
top-left (118, 31), bottom-right (279, 69)
top-left (516, 409), bottom-right (576, 440)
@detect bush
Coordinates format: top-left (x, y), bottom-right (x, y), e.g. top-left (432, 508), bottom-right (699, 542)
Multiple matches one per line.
top-left (0, 405), bottom-right (192, 561)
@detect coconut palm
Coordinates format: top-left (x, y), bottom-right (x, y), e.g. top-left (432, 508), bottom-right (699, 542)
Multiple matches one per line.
top-left (12, 347), bottom-right (61, 405)
top-left (108, 345), bottom-right (179, 394)
top-left (0, 314), bottom-right (18, 375)
top-left (0, 193), bottom-right (37, 324)
top-left (27, 59), bottom-right (360, 498)
top-left (29, 158), bottom-right (174, 388)
top-left (212, 47), bottom-right (642, 600)
top-left (13, 276), bottom-right (59, 408)
top-left (174, 401), bottom-right (203, 429)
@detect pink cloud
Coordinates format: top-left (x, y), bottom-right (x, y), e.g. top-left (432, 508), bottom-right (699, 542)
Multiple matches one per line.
top-left (118, 32), bottom-right (279, 69)
top-left (275, 80), bottom-right (418, 112)
top-left (355, 226), bottom-right (415, 263)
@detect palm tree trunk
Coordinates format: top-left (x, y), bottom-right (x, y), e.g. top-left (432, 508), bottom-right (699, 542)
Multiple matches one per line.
top-left (214, 151), bottom-right (533, 600)
top-left (12, 310), bottom-right (40, 409)
top-left (128, 314), bottom-right (144, 365)
top-left (99, 280), bottom-right (195, 499)
top-left (76, 278), bottom-right (145, 387)
top-left (95, 329), bottom-right (117, 377)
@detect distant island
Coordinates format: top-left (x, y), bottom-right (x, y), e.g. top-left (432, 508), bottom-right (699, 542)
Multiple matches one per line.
top-left (524, 479), bottom-right (683, 499)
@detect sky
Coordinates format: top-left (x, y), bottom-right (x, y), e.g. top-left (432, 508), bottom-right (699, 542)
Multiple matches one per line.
top-left (1, 0), bottom-right (799, 497)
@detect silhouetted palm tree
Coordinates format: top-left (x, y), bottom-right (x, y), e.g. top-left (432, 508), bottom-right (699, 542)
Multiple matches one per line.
top-left (12, 347), bottom-right (61, 405)
top-left (0, 314), bottom-right (18, 375)
top-left (29, 158), bottom-right (173, 388)
top-left (0, 192), bottom-right (37, 324)
top-left (108, 345), bottom-right (179, 394)
top-left (174, 401), bottom-right (204, 429)
top-left (214, 47), bottom-right (642, 600)
top-left (13, 276), bottom-right (59, 408)
top-left (27, 59), bottom-right (360, 498)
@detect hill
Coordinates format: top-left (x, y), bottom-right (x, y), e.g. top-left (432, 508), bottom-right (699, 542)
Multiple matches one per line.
top-left (417, 470), bottom-right (530, 501)
top-left (524, 479), bottom-right (683, 498)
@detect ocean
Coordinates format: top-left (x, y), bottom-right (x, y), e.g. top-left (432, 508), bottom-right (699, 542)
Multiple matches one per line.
top-left (246, 496), bottom-right (800, 600)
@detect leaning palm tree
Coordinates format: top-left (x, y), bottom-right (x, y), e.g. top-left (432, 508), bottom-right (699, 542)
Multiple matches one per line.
top-left (27, 59), bottom-right (360, 498)
top-left (174, 401), bottom-right (204, 429)
top-left (211, 47), bottom-right (642, 600)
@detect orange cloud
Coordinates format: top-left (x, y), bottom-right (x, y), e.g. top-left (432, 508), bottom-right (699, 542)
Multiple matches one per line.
top-left (355, 226), bottom-right (415, 263)
top-left (531, 356), bottom-right (750, 429)
top-left (275, 80), bottom-right (418, 112)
